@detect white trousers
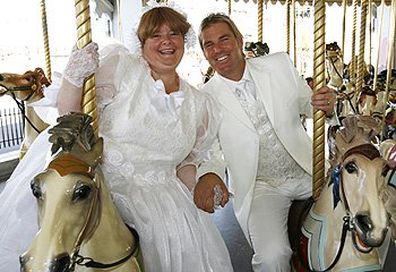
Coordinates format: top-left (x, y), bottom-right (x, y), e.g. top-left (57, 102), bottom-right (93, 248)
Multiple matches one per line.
top-left (248, 178), bottom-right (311, 272)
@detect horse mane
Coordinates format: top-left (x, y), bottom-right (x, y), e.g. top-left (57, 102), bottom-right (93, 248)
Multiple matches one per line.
top-left (48, 112), bottom-right (96, 155)
top-left (327, 115), bottom-right (381, 172)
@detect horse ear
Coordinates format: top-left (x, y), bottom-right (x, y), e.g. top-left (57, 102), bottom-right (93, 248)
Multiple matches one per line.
top-left (327, 125), bottom-right (340, 163)
top-left (91, 137), bottom-right (104, 162)
top-left (84, 137), bottom-right (103, 166)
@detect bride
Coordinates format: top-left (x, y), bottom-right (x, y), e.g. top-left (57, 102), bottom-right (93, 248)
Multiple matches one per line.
top-left (0, 3), bottom-right (232, 272)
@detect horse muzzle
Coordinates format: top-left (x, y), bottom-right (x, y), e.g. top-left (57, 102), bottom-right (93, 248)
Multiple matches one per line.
top-left (352, 213), bottom-right (388, 253)
top-left (20, 253), bottom-right (72, 272)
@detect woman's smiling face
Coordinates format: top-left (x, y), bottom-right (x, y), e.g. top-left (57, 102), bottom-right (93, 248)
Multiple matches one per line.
top-left (142, 24), bottom-right (185, 74)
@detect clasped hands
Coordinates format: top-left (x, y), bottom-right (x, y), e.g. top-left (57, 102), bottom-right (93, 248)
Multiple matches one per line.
top-left (193, 173), bottom-right (230, 213)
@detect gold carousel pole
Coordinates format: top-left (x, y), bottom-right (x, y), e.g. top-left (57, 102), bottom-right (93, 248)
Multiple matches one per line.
top-left (356, 0), bottom-right (368, 91)
top-left (381, 0), bottom-right (396, 130)
top-left (293, 0), bottom-right (297, 65)
top-left (373, 0), bottom-right (386, 89)
top-left (341, 0), bottom-right (347, 63)
top-left (74, 0), bottom-right (98, 136)
top-left (287, 0), bottom-right (291, 55)
top-left (228, 0), bottom-right (232, 16)
top-left (40, 0), bottom-right (52, 81)
top-left (258, 0), bottom-right (263, 43)
top-left (351, 0), bottom-right (359, 83)
top-left (312, 0), bottom-right (326, 200)
top-left (368, 0), bottom-right (372, 66)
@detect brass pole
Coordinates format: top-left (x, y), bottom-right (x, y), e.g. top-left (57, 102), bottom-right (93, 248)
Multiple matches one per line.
top-left (258, 0), bottom-right (264, 43)
top-left (341, 0), bottom-right (347, 63)
top-left (228, 0), bottom-right (232, 16)
top-left (368, 0), bottom-right (372, 66)
top-left (312, 0), bottom-right (326, 200)
top-left (381, 0), bottom-right (396, 130)
top-left (74, 0), bottom-right (98, 136)
top-left (351, 0), bottom-right (359, 82)
top-left (373, 0), bottom-right (386, 88)
top-left (356, 0), bottom-right (368, 91)
top-left (293, 0), bottom-right (297, 65)
top-left (117, 0), bottom-right (123, 42)
top-left (40, 0), bottom-right (52, 81)
top-left (287, 0), bottom-right (291, 55)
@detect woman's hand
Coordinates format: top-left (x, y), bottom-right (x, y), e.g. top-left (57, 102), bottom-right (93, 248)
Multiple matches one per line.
top-left (63, 42), bottom-right (99, 88)
top-left (193, 173), bottom-right (229, 213)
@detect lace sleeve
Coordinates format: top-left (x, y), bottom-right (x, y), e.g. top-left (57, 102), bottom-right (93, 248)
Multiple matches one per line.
top-left (184, 94), bottom-right (221, 168)
top-left (93, 44), bottom-right (132, 116)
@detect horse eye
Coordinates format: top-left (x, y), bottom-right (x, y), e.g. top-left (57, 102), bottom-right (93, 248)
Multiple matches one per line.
top-left (382, 165), bottom-right (390, 177)
top-left (30, 180), bottom-right (42, 199)
top-left (345, 162), bottom-right (357, 174)
top-left (72, 185), bottom-right (92, 202)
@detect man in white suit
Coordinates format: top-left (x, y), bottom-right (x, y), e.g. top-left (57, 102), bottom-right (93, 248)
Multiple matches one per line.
top-left (194, 13), bottom-right (336, 271)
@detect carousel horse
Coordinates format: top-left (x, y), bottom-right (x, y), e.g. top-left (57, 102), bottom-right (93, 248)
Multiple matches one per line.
top-left (20, 113), bottom-right (143, 272)
top-left (290, 115), bottom-right (389, 271)
top-left (325, 42), bottom-right (345, 89)
top-left (379, 139), bottom-right (396, 242)
top-left (244, 41), bottom-right (269, 58)
top-left (0, 68), bottom-right (50, 158)
top-left (358, 86), bottom-right (378, 117)
top-left (325, 42), bottom-right (357, 119)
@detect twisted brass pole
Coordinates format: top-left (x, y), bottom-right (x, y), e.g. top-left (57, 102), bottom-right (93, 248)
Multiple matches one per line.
top-left (228, 0), bottom-right (232, 16)
top-left (341, 0), bottom-right (347, 63)
top-left (373, 0), bottom-right (386, 89)
top-left (258, 0), bottom-right (263, 43)
top-left (312, 0), bottom-right (326, 201)
top-left (368, 0), bottom-right (372, 66)
top-left (381, 0), bottom-right (396, 131)
top-left (356, 0), bottom-right (368, 91)
top-left (351, 0), bottom-right (359, 82)
top-left (40, 0), bottom-right (52, 81)
top-left (287, 0), bottom-right (291, 55)
top-left (293, 0), bottom-right (297, 65)
top-left (74, 0), bottom-right (98, 136)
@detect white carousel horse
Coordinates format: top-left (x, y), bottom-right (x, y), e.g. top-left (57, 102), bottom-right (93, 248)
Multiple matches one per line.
top-left (19, 113), bottom-right (143, 272)
top-left (291, 115), bottom-right (389, 271)
top-left (0, 69), bottom-right (50, 158)
top-left (379, 139), bottom-right (396, 242)
top-left (325, 42), bottom-right (358, 119)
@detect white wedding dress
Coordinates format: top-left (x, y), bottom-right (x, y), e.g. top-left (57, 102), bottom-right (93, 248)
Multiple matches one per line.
top-left (0, 45), bottom-right (233, 272)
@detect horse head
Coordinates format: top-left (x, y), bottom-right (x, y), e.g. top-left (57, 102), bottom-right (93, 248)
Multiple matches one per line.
top-left (20, 113), bottom-right (141, 272)
top-left (358, 86), bottom-right (378, 117)
top-left (379, 139), bottom-right (396, 243)
top-left (244, 41), bottom-right (270, 58)
top-left (327, 115), bottom-right (389, 252)
top-left (0, 68), bottom-right (50, 103)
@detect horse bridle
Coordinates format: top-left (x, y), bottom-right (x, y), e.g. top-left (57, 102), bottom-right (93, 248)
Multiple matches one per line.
top-left (48, 153), bottom-right (139, 271)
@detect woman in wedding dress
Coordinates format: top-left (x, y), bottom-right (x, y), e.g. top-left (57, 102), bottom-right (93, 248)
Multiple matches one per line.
top-left (0, 5), bottom-right (232, 272)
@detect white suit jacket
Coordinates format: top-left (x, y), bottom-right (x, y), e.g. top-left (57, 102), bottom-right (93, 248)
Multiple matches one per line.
top-left (199, 52), bottom-right (313, 241)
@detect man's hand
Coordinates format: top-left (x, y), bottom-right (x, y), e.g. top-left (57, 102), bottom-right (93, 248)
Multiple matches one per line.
top-left (193, 173), bottom-right (229, 213)
top-left (311, 86), bottom-right (336, 116)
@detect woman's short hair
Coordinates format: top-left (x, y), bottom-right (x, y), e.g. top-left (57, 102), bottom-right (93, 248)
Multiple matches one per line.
top-left (137, 7), bottom-right (191, 45)
top-left (198, 13), bottom-right (243, 49)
